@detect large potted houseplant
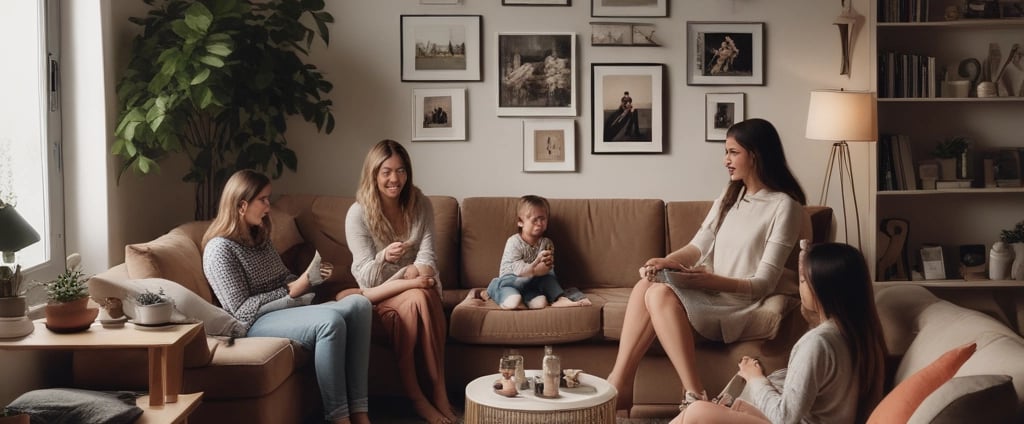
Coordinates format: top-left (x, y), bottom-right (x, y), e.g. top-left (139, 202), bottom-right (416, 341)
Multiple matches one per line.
top-left (113, 0), bottom-right (336, 219)
top-left (43, 268), bottom-right (98, 333)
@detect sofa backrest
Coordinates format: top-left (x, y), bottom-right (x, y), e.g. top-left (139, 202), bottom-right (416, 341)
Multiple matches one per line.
top-left (271, 194), bottom-right (461, 292)
top-left (459, 197), bottom-right (666, 289)
top-left (124, 220), bottom-right (215, 303)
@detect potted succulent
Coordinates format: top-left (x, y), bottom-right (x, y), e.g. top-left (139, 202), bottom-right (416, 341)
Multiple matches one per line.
top-left (932, 136), bottom-right (970, 180)
top-left (43, 268), bottom-right (98, 333)
top-left (1001, 220), bottom-right (1024, 281)
top-left (133, 288), bottom-right (172, 326)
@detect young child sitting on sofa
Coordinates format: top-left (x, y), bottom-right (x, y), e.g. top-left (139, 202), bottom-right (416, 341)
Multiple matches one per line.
top-left (477, 195), bottom-right (590, 309)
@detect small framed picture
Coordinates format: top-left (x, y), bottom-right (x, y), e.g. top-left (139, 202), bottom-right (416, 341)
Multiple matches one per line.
top-left (503, 0), bottom-right (570, 5)
top-left (523, 119), bottom-right (575, 172)
top-left (590, 22), bottom-right (660, 47)
top-left (705, 93), bottom-right (744, 142)
top-left (592, 0), bottom-right (667, 17)
top-left (400, 15), bottom-right (482, 82)
top-left (411, 88), bottom-right (466, 141)
top-left (686, 22), bottom-right (764, 86)
top-left (591, 63), bottom-right (664, 154)
top-left (497, 32), bottom-right (577, 116)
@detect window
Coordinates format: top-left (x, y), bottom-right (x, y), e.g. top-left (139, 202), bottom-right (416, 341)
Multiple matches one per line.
top-left (0, 0), bottom-right (64, 304)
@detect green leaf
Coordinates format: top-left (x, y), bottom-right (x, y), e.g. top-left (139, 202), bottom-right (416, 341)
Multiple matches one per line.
top-left (198, 55), bottom-right (225, 67)
top-left (138, 156), bottom-right (157, 174)
top-left (149, 115), bottom-right (165, 133)
top-left (190, 68), bottom-right (211, 85)
top-left (171, 20), bottom-right (197, 40)
top-left (184, 3), bottom-right (213, 33)
top-left (205, 42), bottom-right (232, 57)
top-left (196, 86), bottom-right (214, 109)
top-left (124, 121), bottom-right (142, 142)
top-left (124, 137), bottom-right (138, 157)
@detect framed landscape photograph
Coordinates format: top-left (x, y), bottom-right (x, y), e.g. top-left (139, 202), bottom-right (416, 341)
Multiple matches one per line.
top-left (411, 88), bottom-right (466, 141)
top-left (400, 15), bottom-right (482, 82)
top-left (590, 22), bottom-right (659, 46)
top-left (503, 0), bottom-right (570, 5)
top-left (497, 32), bottom-right (577, 116)
top-left (686, 22), bottom-right (764, 86)
top-left (523, 119), bottom-right (576, 172)
top-left (591, 63), bottom-right (664, 154)
top-left (705, 93), bottom-right (744, 142)
top-left (592, 0), bottom-right (667, 17)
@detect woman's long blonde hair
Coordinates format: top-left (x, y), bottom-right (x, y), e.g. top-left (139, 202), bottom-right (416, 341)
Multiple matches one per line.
top-left (356, 140), bottom-right (422, 245)
top-left (201, 169), bottom-right (272, 249)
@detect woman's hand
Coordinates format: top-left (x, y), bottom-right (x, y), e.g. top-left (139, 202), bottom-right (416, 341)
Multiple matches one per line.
top-left (737, 356), bottom-right (764, 380)
top-left (413, 275), bottom-right (436, 289)
top-left (384, 241), bottom-right (407, 263)
top-left (639, 258), bottom-right (686, 280)
top-left (319, 261), bottom-right (334, 281)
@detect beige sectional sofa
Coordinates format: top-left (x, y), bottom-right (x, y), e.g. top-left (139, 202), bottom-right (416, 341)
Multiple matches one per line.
top-left (76, 194), bottom-right (832, 422)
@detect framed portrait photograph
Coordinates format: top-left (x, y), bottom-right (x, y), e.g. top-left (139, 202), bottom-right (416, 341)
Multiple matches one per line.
top-left (400, 15), bottom-right (482, 82)
top-left (590, 22), bottom-right (660, 46)
top-left (411, 88), bottom-right (466, 141)
top-left (705, 93), bottom-right (744, 142)
top-left (503, 0), bottom-right (570, 5)
top-left (497, 32), bottom-right (577, 116)
top-left (591, 0), bottom-right (667, 17)
top-left (686, 22), bottom-right (764, 86)
top-left (523, 119), bottom-right (576, 172)
top-left (591, 63), bottom-right (664, 154)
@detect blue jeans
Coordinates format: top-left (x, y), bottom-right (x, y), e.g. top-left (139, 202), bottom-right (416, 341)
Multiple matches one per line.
top-left (486, 272), bottom-right (564, 307)
top-left (248, 295), bottom-right (372, 421)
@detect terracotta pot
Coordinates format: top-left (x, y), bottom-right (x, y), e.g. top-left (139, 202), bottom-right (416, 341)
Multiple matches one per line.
top-left (44, 297), bottom-right (99, 333)
top-left (0, 414), bottom-right (30, 424)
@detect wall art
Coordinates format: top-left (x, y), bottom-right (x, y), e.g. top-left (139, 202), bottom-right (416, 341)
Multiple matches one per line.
top-left (497, 32), bottom-right (577, 116)
top-left (401, 15), bottom-right (482, 82)
top-left (412, 88), bottom-right (466, 141)
top-left (686, 22), bottom-right (764, 86)
top-left (523, 119), bottom-right (576, 172)
top-left (591, 63), bottom-right (664, 154)
top-left (705, 92), bottom-right (744, 142)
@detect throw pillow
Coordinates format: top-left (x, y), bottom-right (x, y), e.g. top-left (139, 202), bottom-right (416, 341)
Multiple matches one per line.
top-left (124, 230), bottom-right (214, 301)
top-left (908, 374), bottom-right (1016, 424)
top-left (4, 388), bottom-right (143, 424)
top-left (89, 276), bottom-right (247, 337)
top-left (866, 342), bottom-right (977, 424)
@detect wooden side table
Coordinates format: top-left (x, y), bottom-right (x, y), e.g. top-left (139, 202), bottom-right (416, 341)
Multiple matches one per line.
top-left (0, 320), bottom-right (204, 423)
top-left (464, 370), bottom-right (616, 424)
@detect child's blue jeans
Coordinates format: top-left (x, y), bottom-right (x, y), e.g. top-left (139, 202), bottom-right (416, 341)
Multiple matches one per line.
top-left (486, 272), bottom-right (564, 307)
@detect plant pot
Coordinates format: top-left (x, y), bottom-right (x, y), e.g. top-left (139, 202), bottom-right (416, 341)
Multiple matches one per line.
top-left (0, 296), bottom-right (27, 318)
top-left (44, 297), bottom-right (99, 333)
top-left (1012, 242), bottom-right (1024, 281)
top-left (134, 302), bottom-right (173, 326)
top-left (937, 158), bottom-right (958, 180)
top-left (0, 414), bottom-right (30, 424)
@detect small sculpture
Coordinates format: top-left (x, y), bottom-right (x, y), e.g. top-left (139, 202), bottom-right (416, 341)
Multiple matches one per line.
top-left (493, 358), bottom-right (518, 397)
top-left (563, 369), bottom-right (583, 388)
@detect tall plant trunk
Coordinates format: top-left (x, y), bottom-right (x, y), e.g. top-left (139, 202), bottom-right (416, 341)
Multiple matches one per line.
top-left (194, 168), bottom-right (225, 221)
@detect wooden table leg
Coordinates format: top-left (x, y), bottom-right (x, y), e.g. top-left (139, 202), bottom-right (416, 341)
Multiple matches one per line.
top-left (148, 346), bottom-right (166, 406)
top-left (165, 342), bottom-right (185, 403)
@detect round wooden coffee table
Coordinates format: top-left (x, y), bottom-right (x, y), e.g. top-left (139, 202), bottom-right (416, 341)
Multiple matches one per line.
top-left (464, 369), bottom-right (616, 424)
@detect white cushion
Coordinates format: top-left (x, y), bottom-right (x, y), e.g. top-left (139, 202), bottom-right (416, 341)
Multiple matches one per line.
top-left (89, 276), bottom-right (246, 337)
top-left (908, 374), bottom-right (1016, 424)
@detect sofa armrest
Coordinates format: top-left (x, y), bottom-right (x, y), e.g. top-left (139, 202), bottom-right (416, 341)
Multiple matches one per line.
top-left (876, 285), bottom-right (943, 355)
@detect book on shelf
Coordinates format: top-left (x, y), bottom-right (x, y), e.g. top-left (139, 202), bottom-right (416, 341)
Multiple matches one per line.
top-left (994, 148), bottom-right (1023, 187)
top-left (935, 179), bottom-right (973, 189)
top-left (878, 134), bottom-right (918, 190)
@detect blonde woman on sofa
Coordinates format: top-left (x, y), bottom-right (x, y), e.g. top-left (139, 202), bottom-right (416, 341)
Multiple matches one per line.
top-left (608, 118), bottom-right (807, 414)
top-left (344, 139), bottom-right (456, 424)
top-left (675, 242), bottom-right (886, 424)
top-left (202, 170), bottom-right (373, 424)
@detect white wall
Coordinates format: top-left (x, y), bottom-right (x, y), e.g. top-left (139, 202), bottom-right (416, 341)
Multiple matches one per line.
top-left (74, 0), bottom-right (877, 266)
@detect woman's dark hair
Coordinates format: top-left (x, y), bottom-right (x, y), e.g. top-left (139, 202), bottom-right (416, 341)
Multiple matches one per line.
top-left (803, 242), bottom-right (887, 422)
top-left (717, 118), bottom-right (806, 231)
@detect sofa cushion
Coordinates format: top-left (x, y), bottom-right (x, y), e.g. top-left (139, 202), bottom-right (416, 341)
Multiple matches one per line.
top-left (182, 337), bottom-right (304, 399)
top-left (88, 276), bottom-right (247, 337)
top-left (4, 388), bottom-right (143, 424)
top-left (124, 223), bottom-right (214, 303)
top-left (908, 374), bottom-right (1017, 424)
top-left (868, 342), bottom-right (976, 424)
top-left (449, 293), bottom-right (605, 345)
top-left (460, 197), bottom-right (665, 290)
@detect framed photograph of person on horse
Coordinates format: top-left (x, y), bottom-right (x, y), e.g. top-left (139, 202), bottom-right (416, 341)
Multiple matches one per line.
top-left (686, 22), bottom-right (764, 86)
top-left (591, 63), bottom-right (664, 154)
top-left (496, 32), bottom-right (577, 116)
top-left (412, 88), bottom-right (466, 141)
top-left (400, 15), bottom-right (482, 82)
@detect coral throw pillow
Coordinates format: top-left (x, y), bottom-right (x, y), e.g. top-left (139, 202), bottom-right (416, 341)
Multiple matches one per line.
top-left (867, 342), bottom-right (977, 424)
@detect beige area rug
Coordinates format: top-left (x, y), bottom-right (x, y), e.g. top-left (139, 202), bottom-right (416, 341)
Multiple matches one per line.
top-left (360, 396), bottom-right (672, 424)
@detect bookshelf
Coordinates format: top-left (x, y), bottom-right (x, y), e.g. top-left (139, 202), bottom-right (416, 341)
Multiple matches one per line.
top-left (872, 2), bottom-right (1024, 283)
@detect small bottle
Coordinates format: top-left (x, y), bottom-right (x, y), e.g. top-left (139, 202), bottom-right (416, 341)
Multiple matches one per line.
top-left (542, 345), bottom-right (561, 398)
top-left (991, 242), bottom-right (1012, 280)
top-left (507, 349), bottom-right (528, 390)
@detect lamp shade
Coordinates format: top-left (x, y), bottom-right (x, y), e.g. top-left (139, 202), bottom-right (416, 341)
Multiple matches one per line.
top-left (805, 89), bottom-right (878, 142)
top-left (0, 203), bottom-right (40, 252)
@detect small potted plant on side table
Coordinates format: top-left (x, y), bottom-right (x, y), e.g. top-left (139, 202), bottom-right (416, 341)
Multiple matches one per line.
top-left (132, 288), bottom-right (172, 327)
top-left (43, 268), bottom-right (98, 333)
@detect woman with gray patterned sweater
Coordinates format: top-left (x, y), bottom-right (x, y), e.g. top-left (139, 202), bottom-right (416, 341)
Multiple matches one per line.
top-left (202, 170), bottom-right (372, 424)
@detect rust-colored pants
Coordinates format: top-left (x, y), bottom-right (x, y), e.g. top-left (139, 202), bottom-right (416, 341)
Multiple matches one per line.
top-left (372, 287), bottom-right (448, 398)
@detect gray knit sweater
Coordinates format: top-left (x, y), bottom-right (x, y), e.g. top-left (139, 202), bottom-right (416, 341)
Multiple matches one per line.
top-left (203, 237), bottom-right (296, 327)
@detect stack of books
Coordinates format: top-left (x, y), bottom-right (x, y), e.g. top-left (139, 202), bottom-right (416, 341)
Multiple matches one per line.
top-left (878, 134), bottom-right (918, 191)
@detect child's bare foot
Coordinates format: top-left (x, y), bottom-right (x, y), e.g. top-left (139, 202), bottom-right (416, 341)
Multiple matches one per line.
top-left (464, 288), bottom-right (485, 303)
top-left (480, 289), bottom-right (490, 301)
top-left (551, 296), bottom-right (591, 307)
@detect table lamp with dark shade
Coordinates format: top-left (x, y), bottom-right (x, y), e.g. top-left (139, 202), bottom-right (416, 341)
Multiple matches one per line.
top-left (0, 200), bottom-right (41, 338)
top-left (805, 89), bottom-right (878, 249)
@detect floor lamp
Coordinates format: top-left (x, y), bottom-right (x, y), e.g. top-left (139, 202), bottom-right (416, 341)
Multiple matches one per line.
top-left (805, 89), bottom-right (878, 249)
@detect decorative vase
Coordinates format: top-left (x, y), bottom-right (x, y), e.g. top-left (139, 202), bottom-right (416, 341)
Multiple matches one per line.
top-left (0, 296), bottom-right (27, 318)
top-left (938, 158), bottom-right (958, 180)
top-left (44, 297), bottom-right (99, 333)
top-left (990, 242), bottom-right (1012, 280)
top-left (1012, 242), bottom-right (1024, 281)
top-left (134, 302), bottom-right (173, 326)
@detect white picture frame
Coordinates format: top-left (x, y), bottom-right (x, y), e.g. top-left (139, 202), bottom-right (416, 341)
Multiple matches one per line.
top-left (496, 32), bottom-right (577, 117)
top-left (705, 93), bottom-right (745, 142)
top-left (686, 22), bottom-right (765, 86)
top-left (591, 63), bottom-right (664, 154)
top-left (400, 15), bottom-right (482, 82)
top-left (523, 119), bottom-right (576, 172)
top-left (591, 0), bottom-right (667, 17)
top-left (411, 88), bottom-right (466, 141)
